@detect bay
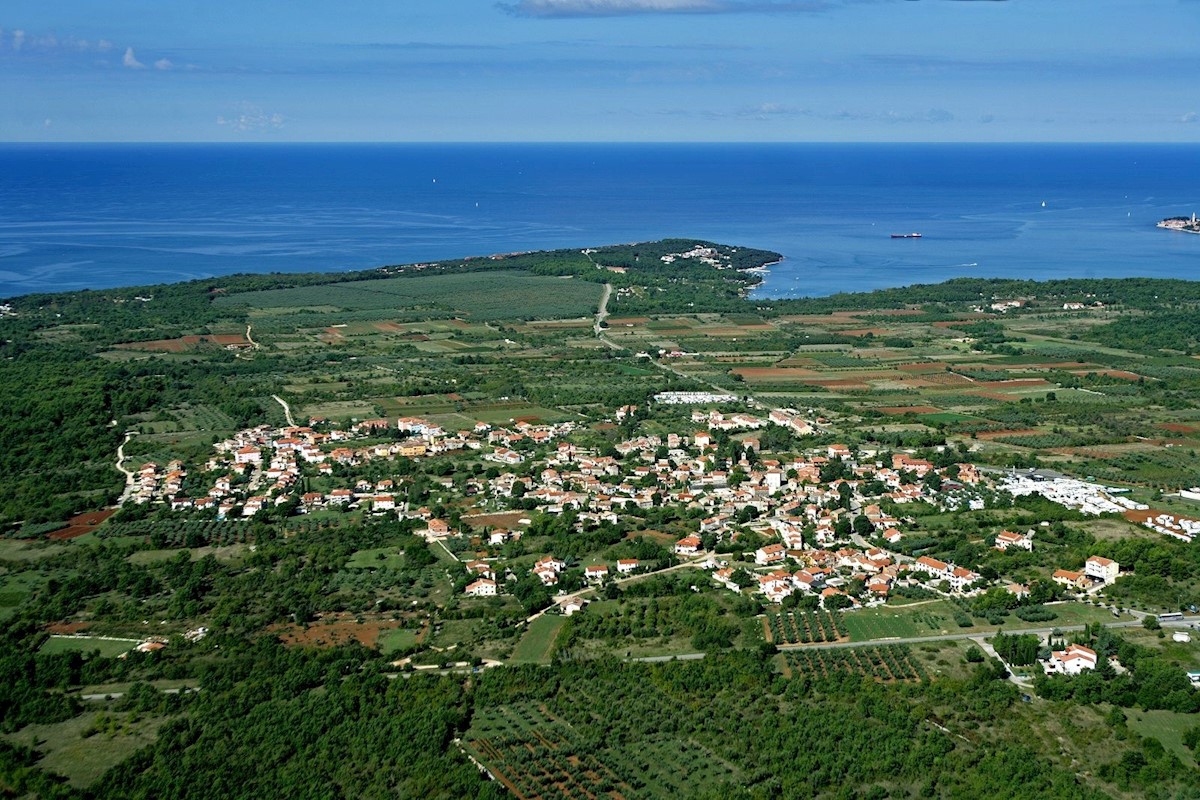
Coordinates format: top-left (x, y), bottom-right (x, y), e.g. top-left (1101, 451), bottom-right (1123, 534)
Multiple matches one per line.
top-left (0, 142), bottom-right (1197, 300)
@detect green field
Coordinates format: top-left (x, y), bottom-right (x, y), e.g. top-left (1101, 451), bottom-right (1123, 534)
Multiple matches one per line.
top-left (377, 627), bottom-right (421, 655)
top-left (510, 615), bottom-right (565, 664)
top-left (218, 270), bottom-right (603, 321)
top-left (845, 601), bottom-right (1130, 642)
top-left (345, 547), bottom-right (407, 570)
top-left (39, 636), bottom-right (138, 658)
top-left (466, 701), bottom-right (743, 799)
top-left (1127, 709), bottom-right (1199, 765)
top-left (4, 712), bottom-right (168, 788)
top-left (845, 601), bottom-right (960, 641)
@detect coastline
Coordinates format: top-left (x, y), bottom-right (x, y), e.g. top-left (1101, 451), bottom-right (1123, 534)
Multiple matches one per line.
top-left (4, 143), bottom-right (1200, 299)
top-left (741, 257), bottom-right (784, 275)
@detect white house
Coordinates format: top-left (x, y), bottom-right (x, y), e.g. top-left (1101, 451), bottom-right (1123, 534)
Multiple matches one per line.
top-left (616, 559), bottom-right (640, 575)
top-left (755, 543), bottom-right (787, 566)
top-left (1085, 556), bottom-right (1119, 584)
top-left (465, 578), bottom-right (497, 597)
top-left (1046, 643), bottom-right (1098, 675)
top-left (994, 530), bottom-right (1033, 551)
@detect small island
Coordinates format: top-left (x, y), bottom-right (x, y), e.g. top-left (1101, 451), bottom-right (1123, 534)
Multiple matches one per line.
top-left (1158, 213), bottom-right (1200, 233)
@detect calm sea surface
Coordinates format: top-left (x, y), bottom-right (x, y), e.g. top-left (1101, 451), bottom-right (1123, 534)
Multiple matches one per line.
top-left (1, 143), bottom-right (1197, 300)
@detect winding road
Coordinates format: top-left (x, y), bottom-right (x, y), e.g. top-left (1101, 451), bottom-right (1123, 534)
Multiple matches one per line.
top-left (593, 283), bottom-right (617, 347)
top-left (273, 394), bottom-right (296, 427)
top-left (114, 430), bottom-right (139, 506)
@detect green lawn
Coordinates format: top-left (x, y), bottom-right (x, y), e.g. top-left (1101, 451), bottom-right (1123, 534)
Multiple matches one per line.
top-left (345, 547), bottom-right (407, 570)
top-left (511, 615), bottom-right (566, 664)
top-left (0, 539), bottom-right (68, 562)
top-left (1127, 709), bottom-right (1198, 765)
top-left (377, 627), bottom-right (421, 655)
top-left (1040, 601), bottom-right (1133, 627)
top-left (4, 713), bottom-right (168, 788)
top-left (0, 573), bottom-right (40, 619)
top-left (845, 601), bottom-right (959, 641)
top-left (844, 601), bottom-right (1125, 642)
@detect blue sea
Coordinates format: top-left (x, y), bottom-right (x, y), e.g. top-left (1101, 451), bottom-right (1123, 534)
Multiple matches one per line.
top-left (1, 143), bottom-right (1197, 300)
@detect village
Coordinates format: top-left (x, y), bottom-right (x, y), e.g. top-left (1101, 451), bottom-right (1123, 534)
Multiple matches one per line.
top-left (116, 390), bottom-right (1200, 689)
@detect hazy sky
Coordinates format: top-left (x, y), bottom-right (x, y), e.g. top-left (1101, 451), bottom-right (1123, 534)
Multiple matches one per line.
top-left (3, 0), bottom-right (1198, 142)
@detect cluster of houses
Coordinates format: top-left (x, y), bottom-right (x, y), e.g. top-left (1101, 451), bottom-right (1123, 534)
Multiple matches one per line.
top-left (727, 544), bottom-right (897, 606)
top-left (132, 460), bottom-right (187, 505)
top-left (134, 398), bottom-right (1149, 620)
top-left (1052, 556), bottom-right (1121, 592)
top-left (657, 245), bottom-right (723, 266)
top-left (912, 555), bottom-right (983, 593)
top-left (127, 415), bottom-right (576, 519)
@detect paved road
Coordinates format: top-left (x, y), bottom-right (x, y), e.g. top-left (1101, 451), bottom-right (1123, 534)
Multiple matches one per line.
top-left (628, 652), bottom-right (706, 663)
top-left (775, 616), bottom-right (1193, 652)
top-left (528, 554), bottom-right (716, 625)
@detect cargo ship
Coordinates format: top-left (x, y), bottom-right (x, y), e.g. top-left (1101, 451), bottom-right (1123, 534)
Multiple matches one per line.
top-left (890, 233), bottom-right (922, 239)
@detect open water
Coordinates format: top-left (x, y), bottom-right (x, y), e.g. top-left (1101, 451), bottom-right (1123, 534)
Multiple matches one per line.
top-left (0, 143), bottom-right (1197, 300)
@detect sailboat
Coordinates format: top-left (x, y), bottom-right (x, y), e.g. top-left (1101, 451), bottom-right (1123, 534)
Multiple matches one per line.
top-left (1041, 201), bottom-right (1046, 208)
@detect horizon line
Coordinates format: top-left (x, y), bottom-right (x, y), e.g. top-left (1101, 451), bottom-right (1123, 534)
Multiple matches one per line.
top-left (1, 140), bottom-right (1197, 146)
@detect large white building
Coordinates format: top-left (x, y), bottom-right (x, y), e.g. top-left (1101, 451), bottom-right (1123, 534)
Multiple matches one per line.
top-left (1084, 556), bottom-right (1119, 584)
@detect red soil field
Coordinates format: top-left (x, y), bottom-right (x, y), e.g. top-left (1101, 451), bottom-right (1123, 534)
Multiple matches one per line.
top-left (733, 367), bottom-right (820, 379)
top-left (48, 509), bottom-right (116, 540)
top-left (978, 378), bottom-right (1052, 389)
top-left (896, 362), bottom-right (945, 373)
top-left (271, 613), bottom-right (421, 649)
top-left (877, 406), bottom-right (941, 415)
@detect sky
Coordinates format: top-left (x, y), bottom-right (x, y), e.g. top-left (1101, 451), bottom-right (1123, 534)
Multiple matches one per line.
top-left (2, 0), bottom-right (1198, 142)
